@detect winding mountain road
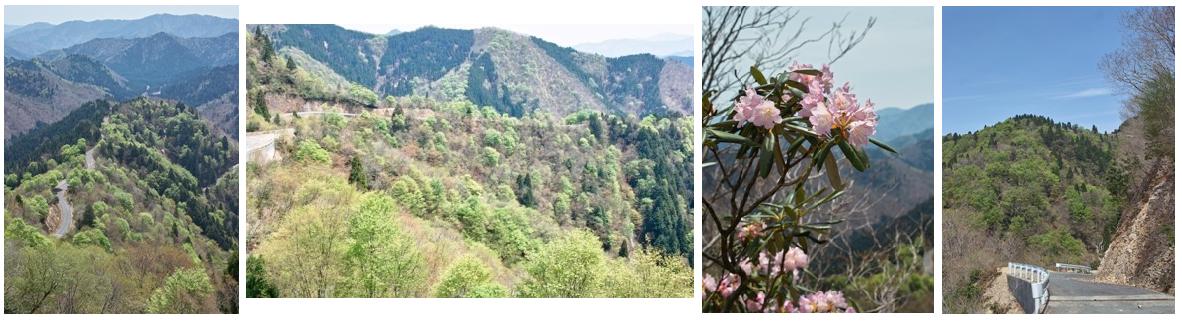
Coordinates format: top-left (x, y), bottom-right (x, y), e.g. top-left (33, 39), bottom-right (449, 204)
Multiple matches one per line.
top-left (50, 144), bottom-right (99, 238)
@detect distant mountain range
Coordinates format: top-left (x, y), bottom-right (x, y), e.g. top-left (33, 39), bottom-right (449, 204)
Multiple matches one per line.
top-left (571, 33), bottom-right (693, 58)
top-left (4, 15), bottom-right (239, 139)
top-left (818, 102), bottom-right (935, 270)
top-left (255, 24), bottom-right (691, 117)
top-left (875, 103), bottom-right (934, 142)
top-left (4, 14), bottom-right (237, 59)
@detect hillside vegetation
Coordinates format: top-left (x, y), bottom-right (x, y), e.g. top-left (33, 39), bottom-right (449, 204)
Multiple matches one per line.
top-left (245, 26), bottom-right (692, 298)
top-left (5, 98), bottom-right (239, 313)
top-left (942, 115), bottom-right (1128, 312)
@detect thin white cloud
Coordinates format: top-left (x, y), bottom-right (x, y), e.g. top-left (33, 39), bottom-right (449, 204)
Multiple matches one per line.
top-left (1054, 87), bottom-right (1113, 99)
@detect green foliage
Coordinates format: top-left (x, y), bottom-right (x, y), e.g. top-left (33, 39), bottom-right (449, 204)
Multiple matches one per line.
top-left (6, 218), bottom-right (50, 248)
top-left (349, 84), bottom-right (379, 107)
top-left (146, 267), bottom-right (215, 313)
top-left (1136, 70), bottom-right (1175, 159)
top-left (348, 155), bottom-right (368, 189)
top-left (518, 229), bottom-right (605, 297)
top-left (72, 228), bottom-right (112, 253)
top-left (340, 193), bottom-right (426, 297)
top-left (480, 146), bottom-right (501, 167)
top-left (294, 139), bottom-right (331, 164)
top-left (433, 256), bottom-right (507, 298)
top-left (24, 195), bottom-right (50, 221)
top-left (1027, 229), bottom-right (1086, 259)
top-left (246, 255), bottom-right (279, 298)
top-left (601, 249), bottom-right (693, 297)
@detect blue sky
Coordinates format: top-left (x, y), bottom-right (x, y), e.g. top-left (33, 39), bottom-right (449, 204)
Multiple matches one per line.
top-left (943, 7), bottom-right (1133, 134)
top-left (4, 5), bottom-right (237, 25)
top-left (734, 7), bottom-right (934, 111)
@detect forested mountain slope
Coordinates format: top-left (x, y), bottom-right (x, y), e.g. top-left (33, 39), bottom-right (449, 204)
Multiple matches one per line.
top-left (5, 30), bottom-right (239, 140)
top-left (253, 24), bottom-right (691, 117)
top-left (3, 58), bottom-right (111, 138)
top-left (5, 98), bottom-right (239, 313)
top-left (942, 115), bottom-right (1126, 312)
top-left (245, 25), bottom-right (692, 298)
top-left (5, 14), bottom-right (237, 58)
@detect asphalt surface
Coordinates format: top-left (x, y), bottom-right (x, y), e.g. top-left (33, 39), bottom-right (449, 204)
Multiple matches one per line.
top-left (1044, 272), bottom-right (1174, 314)
top-left (52, 179), bottom-right (72, 238)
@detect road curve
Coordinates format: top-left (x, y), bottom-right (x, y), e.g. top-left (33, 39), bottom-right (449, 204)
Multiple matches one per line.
top-left (51, 180), bottom-right (72, 238)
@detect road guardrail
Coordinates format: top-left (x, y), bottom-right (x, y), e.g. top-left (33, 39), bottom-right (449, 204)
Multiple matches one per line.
top-left (1007, 262), bottom-right (1050, 314)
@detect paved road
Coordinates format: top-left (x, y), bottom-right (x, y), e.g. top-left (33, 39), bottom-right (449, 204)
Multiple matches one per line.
top-left (1044, 272), bottom-right (1174, 314)
top-left (84, 145), bottom-right (97, 169)
top-left (243, 132), bottom-right (279, 153)
top-left (51, 180), bottom-right (72, 238)
top-left (51, 144), bottom-right (98, 238)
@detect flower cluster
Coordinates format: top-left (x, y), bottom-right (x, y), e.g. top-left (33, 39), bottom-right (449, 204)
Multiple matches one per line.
top-left (793, 62), bottom-right (878, 146)
top-left (737, 221), bottom-right (764, 242)
top-left (705, 283), bottom-right (855, 313)
top-left (739, 247), bottom-right (808, 279)
top-left (797, 291), bottom-right (855, 313)
top-left (733, 87), bottom-right (783, 129)
top-left (703, 273), bottom-right (740, 298)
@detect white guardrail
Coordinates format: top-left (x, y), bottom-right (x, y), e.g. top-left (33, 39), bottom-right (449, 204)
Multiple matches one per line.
top-left (1054, 263), bottom-right (1095, 274)
top-left (1008, 262), bottom-right (1050, 314)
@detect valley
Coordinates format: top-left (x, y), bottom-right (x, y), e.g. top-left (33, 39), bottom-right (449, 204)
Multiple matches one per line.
top-left (4, 12), bottom-right (240, 314)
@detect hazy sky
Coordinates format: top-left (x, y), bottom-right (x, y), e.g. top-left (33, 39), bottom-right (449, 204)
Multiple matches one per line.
top-left (731, 7), bottom-right (934, 111)
top-left (943, 7), bottom-right (1133, 134)
top-left (4, 5), bottom-right (238, 26)
top-left (339, 24), bottom-right (692, 47)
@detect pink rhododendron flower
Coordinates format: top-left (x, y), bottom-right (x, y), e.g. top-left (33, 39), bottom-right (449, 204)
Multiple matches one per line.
top-left (784, 247), bottom-right (809, 272)
top-left (780, 299), bottom-right (798, 313)
top-left (740, 258), bottom-right (756, 276)
top-left (703, 274), bottom-right (718, 293)
top-left (745, 291), bottom-right (766, 312)
top-left (737, 221), bottom-right (765, 242)
top-left (798, 291), bottom-right (852, 313)
top-left (789, 62), bottom-right (834, 94)
top-left (718, 273), bottom-right (741, 298)
top-left (733, 87), bottom-right (765, 124)
top-left (797, 81), bottom-right (878, 146)
top-left (748, 100), bottom-right (782, 129)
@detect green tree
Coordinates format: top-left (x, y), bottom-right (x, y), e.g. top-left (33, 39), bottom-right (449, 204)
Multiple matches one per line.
top-left (246, 255), bottom-right (279, 298)
top-left (340, 193), bottom-right (426, 297)
top-left (348, 155), bottom-right (368, 189)
top-left (146, 267), bottom-right (216, 313)
top-left (518, 229), bottom-right (605, 297)
top-left (294, 139), bottom-right (331, 164)
top-left (25, 195), bottom-right (50, 221)
top-left (433, 256), bottom-right (506, 298)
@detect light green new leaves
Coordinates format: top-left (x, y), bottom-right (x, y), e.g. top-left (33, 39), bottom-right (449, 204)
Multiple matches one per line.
top-left (146, 267), bottom-right (215, 314)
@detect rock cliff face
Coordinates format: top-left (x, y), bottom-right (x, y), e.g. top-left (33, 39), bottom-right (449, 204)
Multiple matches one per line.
top-left (1097, 158), bottom-right (1175, 294)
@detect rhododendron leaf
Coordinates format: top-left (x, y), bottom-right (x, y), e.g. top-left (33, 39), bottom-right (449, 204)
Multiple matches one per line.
top-left (750, 66), bottom-right (768, 85)
top-left (703, 92), bottom-right (715, 115)
top-left (794, 184), bottom-right (806, 206)
top-left (823, 153), bottom-right (844, 190)
top-left (808, 190), bottom-right (845, 210)
top-left (709, 129), bottom-right (753, 146)
top-left (838, 141), bottom-right (867, 171)
top-left (781, 122), bottom-right (817, 137)
top-left (757, 135), bottom-right (775, 178)
top-left (856, 147), bottom-right (871, 169)
top-left (770, 136), bottom-right (789, 175)
top-left (784, 79), bottom-right (808, 92)
top-left (793, 69), bottom-right (822, 76)
top-left (869, 137), bottom-right (897, 154)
